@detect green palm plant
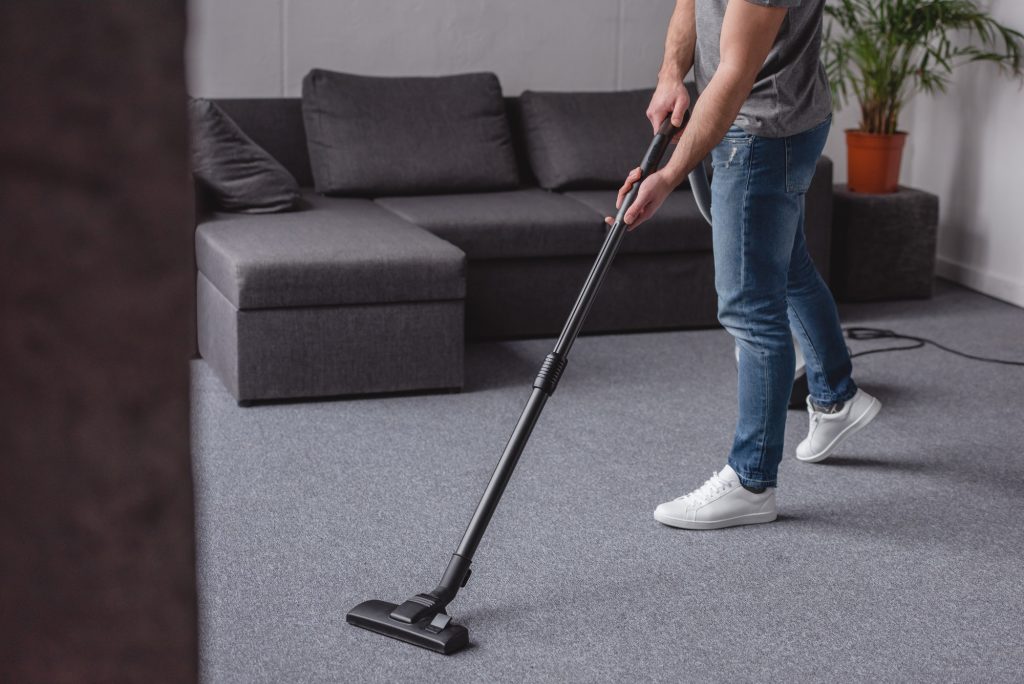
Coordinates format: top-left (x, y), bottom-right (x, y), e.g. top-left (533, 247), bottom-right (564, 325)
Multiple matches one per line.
top-left (823, 0), bottom-right (1024, 134)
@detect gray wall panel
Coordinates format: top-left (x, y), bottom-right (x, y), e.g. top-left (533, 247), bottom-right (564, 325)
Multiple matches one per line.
top-left (188, 0), bottom-right (679, 97)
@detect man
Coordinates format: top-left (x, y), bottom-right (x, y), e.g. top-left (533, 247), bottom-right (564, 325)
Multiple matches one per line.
top-left (608, 0), bottom-right (881, 530)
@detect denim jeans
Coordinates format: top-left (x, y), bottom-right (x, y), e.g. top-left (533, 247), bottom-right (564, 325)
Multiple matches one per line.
top-left (710, 115), bottom-right (856, 488)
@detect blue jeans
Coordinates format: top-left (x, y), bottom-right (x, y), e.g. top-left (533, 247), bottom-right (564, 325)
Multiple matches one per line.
top-left (710, 115), bottom-right (856, 489)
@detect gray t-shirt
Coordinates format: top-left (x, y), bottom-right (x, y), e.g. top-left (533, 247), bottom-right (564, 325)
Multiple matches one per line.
top-left (693, 0), bottom-right (831, 138)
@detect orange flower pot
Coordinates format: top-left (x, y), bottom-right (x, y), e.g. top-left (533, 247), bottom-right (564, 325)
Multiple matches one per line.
top-left (846, 130), bottom-right (907, 194)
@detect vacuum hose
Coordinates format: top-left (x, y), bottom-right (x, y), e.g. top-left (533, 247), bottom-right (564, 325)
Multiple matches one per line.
top-left (652, 111), bottom-right (712, 225)
top-left (677, 109), bottom-right (713, 226)
top-left (688, 156), bottom-right (712, 225)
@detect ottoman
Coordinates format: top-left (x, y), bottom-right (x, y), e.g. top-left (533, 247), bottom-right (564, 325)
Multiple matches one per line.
top-left (195, 193), bottom-right (466, 402)
top-left (830, 184), bottom-right (939, 301)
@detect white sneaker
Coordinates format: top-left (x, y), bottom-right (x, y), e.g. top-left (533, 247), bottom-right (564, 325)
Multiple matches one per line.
top-left (653, 465), bottom-right (777, 530)
top-left (795, 389), bottom-right (881, 463)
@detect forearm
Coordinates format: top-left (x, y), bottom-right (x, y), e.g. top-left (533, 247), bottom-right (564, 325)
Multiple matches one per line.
top-left (659, 0), bottom-right (696, 81)
top-left (661, 64), bottom-right (754, 186)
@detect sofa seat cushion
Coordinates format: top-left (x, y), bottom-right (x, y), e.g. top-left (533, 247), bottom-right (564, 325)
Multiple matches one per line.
top-left (563, 190), bottom-right (713, 254)
top-left (196, 192), bottom-right (465, 310)
top-left (375, 189), bottom-right (609, 259)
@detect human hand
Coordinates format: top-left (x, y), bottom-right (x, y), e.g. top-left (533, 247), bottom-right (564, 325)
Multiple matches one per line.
top-left (604, 168), bottom-right (675, 231)
top-left (647, 76), bottom-right (690, 143)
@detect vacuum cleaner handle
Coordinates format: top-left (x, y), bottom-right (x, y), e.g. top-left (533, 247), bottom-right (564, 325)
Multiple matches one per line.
top-left (552, 115), bottom-right (685, 358)
top-left (564, 113), bottom-right (711, 361)
top-left (612, 114), bottom-right (712, 228)
top-left (609, 115), bottom-right (686, 228)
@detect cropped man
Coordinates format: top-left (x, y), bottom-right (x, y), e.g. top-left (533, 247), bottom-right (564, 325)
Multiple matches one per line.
top-left (608, 0), bottom-right (881, 529)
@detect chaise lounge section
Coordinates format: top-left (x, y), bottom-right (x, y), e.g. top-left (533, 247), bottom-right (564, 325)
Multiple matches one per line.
top-left (196, 193), bottom-right (466, 402)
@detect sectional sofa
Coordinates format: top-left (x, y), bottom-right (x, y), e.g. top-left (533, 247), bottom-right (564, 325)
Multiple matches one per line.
top-left (194, 75), bottom-right (833, 403)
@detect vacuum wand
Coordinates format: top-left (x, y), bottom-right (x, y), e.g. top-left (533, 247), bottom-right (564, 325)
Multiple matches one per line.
top-left (455, 113), bottom-right (711, 565)
top-left (347, 113), bottom-right (704, 655)
top-left (455, 115), bottom-right (686, 561)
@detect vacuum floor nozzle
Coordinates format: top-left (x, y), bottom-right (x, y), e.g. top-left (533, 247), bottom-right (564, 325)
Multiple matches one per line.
top-left (346, 600), bottom-right (469, 655)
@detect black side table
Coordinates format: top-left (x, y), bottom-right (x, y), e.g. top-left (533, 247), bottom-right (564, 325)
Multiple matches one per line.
top-left (829, 184), bottom-right (939, 301)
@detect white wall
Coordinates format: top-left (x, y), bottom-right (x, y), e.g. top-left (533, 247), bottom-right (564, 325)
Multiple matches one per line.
top-left (898, 0), bottom-right (1024, 307)
top-left (187, 0), bottom-right (676, 97)
top-left (188, 0), bottom-right (1024, 306)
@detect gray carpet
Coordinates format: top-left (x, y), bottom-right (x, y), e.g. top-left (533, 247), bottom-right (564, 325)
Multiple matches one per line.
top-left (192, 281), bottom-right (1024, 683)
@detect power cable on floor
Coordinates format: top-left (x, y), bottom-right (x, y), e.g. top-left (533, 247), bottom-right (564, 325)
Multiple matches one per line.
top-left (843, 326), bottom-right (1024, 366)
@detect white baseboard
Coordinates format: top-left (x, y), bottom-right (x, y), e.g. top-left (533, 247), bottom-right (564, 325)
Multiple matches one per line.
top-left (936, 256), bottom-right (1024, 308)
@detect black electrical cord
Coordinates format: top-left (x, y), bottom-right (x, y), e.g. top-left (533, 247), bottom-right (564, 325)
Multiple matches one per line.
top-left (843, 326), bottom-right (1024, 366)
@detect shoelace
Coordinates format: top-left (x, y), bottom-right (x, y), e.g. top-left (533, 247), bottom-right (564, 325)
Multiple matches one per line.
top-left (807, 401), bottom-right (839, 430)
top-left (675, 472), bottom-right (731, 506)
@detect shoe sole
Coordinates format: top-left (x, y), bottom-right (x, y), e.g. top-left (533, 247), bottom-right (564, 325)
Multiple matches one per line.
top-left (653, 509), bottom-right (778, 530)
top-left (796, 397), bottom-right (881, 463)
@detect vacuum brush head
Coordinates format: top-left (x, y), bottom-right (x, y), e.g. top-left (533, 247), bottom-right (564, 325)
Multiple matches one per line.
top-left (347, 600), bottom-right (469, 655)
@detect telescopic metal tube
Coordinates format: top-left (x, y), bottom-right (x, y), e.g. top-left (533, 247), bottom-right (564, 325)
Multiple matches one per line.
top-left (455, 388), bottom-right (548, 559)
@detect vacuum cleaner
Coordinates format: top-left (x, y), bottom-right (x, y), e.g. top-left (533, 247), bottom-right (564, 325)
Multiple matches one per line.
top-left (347, 115), bottom-right (712, 654)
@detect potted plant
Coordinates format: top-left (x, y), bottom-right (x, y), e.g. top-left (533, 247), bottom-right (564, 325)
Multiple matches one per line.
top-left (823, 0), bottom-right (1023, 193)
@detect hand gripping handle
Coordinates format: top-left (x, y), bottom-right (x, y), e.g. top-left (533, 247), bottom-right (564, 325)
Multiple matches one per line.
top-left (612, 113), bottom-right (687, 227)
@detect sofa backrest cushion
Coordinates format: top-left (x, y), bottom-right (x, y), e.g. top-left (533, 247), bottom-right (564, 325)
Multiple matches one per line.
top-left (189, 98), bottom-right (301, 213)
top-left (519, 88), bottom-right (653, 191)
top-left (213, 98), bottom-right (313, 187)
top-left (302, 69), bottom-right (520, 196)
top-left (519, 86), bottom-right (699, 191)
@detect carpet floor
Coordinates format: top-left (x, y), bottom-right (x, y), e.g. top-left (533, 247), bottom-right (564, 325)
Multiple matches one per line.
top-left (192, 281), bottom-right (1024, 683)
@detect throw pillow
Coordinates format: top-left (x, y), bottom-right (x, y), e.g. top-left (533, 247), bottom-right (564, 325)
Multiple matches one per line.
top-left (189, 98), bottom-right (301, 213)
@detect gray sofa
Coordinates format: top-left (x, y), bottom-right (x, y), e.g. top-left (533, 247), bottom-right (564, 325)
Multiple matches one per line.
top-left (196, 93), bottom-right (833, 403)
